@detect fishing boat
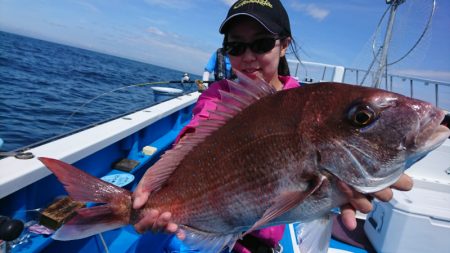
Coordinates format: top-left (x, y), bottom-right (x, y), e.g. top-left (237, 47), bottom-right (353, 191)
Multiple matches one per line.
top-left (1, 1), bottom-right (450, 252)
top-left (1, 58), bottom-right (449, 253)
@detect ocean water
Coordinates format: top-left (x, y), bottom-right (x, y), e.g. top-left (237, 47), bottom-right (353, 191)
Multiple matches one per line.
top-left (0, 31), bottom-right (198, 152)
top-left (2, 31), bottom-right (449, 152)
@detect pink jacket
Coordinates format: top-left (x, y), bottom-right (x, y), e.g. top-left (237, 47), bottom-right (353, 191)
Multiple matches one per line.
top-left (175, 76), bottom-right (300, 251)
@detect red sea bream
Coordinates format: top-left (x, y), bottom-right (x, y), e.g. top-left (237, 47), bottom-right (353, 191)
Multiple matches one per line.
top-left (39, 71), bottom-right (450, 253)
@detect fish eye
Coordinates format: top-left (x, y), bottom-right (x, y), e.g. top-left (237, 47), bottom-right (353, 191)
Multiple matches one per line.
top-left (348, 104), bottom-right (377, 127)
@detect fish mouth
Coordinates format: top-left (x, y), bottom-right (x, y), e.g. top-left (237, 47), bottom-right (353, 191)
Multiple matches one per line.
top-left (426, 124), bottom-right (450, 148)
top-left (412, 109), bottom-right (450, 154)
top-left (402, 109), bottom-right (450, 172)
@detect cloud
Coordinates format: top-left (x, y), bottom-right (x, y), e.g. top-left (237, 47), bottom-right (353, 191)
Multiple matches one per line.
top-left (143, 0), bottom-right (193, 9)
top-left (121, 34), bottom-right (210, 74)
top-left (222, 0), bottom-right (237, 6)
top-left (45, 20), bottom-right (68, 29)
top-left (116, 25), bottom-right (209, 73)
top-left (145, 26), bottom-right (181, 40)
top-left (72, 1), bottom-right (101, 13)
top-left (140, 16), bottom-right (168, 26)
top-left (147, 26), bottom-right (166, 36)
top-left (290, 3), bottom-right (330, 21)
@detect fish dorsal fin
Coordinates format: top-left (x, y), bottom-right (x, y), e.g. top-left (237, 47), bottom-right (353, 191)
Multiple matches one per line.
top-left (140, 70), bottom-right (276, 194)
top-left (245, 175), bottom-right (327, 235)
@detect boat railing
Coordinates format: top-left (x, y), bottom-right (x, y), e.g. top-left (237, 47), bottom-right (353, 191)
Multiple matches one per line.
top-left (288, 60), bottom-right (346, 83)
top-left (287, 59), bottom-right (450, 111)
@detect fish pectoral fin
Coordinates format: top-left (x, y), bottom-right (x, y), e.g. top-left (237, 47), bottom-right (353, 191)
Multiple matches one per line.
top-left (180, 225), bottom-right (240, 253)
top-left (296, 214), bottom-right (334, 253)
top-left (245, 175), bottom-right (326, 235)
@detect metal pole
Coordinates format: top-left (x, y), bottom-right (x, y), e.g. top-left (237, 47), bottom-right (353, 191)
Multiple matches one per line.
top-left (385, 63), bottom-right (389, 90)
top-left (435, 83), bottom-right (439, 107)
top-left (372, 0), bottom-right (404, 88)
top-left (321, 67), bottom-right (327, 81)
top-left (410, 79), bottom-right (414, 98)
top-left (389, 75), bottom-right (393, 91)
top-left (356, 70), bottom-right (359, 84)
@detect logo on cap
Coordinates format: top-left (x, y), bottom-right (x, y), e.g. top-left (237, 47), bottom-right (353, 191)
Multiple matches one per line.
top-left (234, 0), bottom-right (273, 9)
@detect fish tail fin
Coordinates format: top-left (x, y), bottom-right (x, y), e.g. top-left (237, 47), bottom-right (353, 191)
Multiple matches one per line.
top-left (39, 157), bottom-right (132, 240)
top-left (296, 214), bottom-right (334, 253)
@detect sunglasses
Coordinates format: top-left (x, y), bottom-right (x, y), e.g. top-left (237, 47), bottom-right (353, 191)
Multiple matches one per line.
top-left (224, 37), bottom-right (281, 56)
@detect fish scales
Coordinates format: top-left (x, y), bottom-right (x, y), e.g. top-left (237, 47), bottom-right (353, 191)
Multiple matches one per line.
top-left (148, 110), bottom-right (308, 229)
top-left (144, 89), bottom-right (314, 231)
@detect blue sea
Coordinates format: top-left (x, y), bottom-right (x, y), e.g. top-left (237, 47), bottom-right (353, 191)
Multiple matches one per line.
top-left (0, 31), bottom-right (198, 152)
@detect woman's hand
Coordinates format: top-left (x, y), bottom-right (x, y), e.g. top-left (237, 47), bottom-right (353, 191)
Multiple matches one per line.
top-left (337, 173), bottom-right (413, 230)
top-left (132, 134), bottom-right (190, 238)
top-left (132, 185), bottom-right (185, 239)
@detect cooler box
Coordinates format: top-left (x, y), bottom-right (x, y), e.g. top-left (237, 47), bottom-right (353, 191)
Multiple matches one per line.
top-left (364, 139), bottom-right (450, 253)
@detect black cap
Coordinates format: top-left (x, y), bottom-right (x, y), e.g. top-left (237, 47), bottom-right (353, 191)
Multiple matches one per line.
top-left (219, 0), bottom-right (291, 37)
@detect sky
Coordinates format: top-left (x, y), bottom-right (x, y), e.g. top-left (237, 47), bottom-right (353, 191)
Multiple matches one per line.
top-left (1, 0), bottom-right (449, 82)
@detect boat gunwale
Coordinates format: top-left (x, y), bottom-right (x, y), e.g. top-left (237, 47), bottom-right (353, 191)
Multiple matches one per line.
top-left (0, 91), bottom-right (200, 199)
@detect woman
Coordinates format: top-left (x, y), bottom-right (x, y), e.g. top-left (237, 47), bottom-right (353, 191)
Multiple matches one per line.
top-left (133, 0), bottom-right (413, 251)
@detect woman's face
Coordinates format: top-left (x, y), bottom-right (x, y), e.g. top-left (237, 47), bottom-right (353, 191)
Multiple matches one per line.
top-left (226, 17), bottom-right (290, 90)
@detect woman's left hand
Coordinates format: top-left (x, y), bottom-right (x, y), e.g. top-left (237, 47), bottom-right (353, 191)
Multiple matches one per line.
top-left (337, 173), bottom-right (413, 230)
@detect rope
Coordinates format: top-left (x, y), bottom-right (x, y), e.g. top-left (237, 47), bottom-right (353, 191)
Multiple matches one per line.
top-left (98, 233), bottom-right (110, 253)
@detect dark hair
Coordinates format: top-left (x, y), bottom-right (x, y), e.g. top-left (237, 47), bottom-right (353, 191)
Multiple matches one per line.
top-left (278, 56), bottom-right (290, 76)
top-left (279, 37), bottom-right (301, 76)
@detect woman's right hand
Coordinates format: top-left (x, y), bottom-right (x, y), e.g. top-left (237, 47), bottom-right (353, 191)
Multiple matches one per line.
top-left (132, 184), bottom-right (185, 239)
top-left (337, 173), bottom-right (413, 230)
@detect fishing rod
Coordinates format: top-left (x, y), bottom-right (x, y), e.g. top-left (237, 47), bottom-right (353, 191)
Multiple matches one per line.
top-left (62, 79), bottom-right (212, 127)
top-left (0, 79), bottom-right (213, 158)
